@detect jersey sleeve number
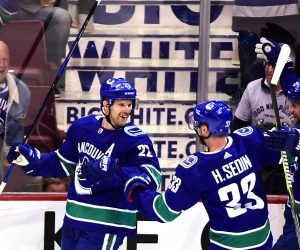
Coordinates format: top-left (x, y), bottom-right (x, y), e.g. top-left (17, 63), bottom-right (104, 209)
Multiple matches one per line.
top-left (218, 173), bottom-right (264, 218)
top-left (168, 175), bottom-right (182, 193)
top-left (137, 144), bottom-right (153, 158)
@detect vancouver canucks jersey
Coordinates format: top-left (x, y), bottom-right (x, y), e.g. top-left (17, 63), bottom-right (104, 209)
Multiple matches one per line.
top-left (283, 160), bottom-right (300, 228)
top-left (28, 115), bottom-right (161, 236)
top-left (284, 124), bottom-right (300, 224)
top-left (292, 159), bottom-right (300, 220)
top-left (133, 126), bottom-right (280, 249)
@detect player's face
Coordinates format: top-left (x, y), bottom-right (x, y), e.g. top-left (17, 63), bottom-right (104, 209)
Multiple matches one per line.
top-left (264, 63), bottom-right (274, 83)
top-left (0, 43), bottom-right (10, 84)
top-left (109, 99), bottom-right (133, 128)
top-left (289, 100), bottom-right (300, 125)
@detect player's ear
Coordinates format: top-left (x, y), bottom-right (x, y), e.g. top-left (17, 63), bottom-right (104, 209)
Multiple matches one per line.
top-left (199, 124), bottom-right (209, 137)
top-left (102, 100), bottom-right (108, 107)
top-left (102, 100), bottom-right (110, 114)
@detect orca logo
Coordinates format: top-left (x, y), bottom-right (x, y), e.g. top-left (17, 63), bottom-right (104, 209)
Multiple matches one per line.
top-left (180, 155), bottom-right (198, 168)
top-left (124, 125), bottom-right (146, 136)
top-left (233, 126), bottom-right (254, 136)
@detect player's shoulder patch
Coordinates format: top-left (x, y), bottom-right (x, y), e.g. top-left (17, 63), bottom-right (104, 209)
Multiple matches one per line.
top-left (124, 125), bottom-right (146, 137)
top-left (233, 126), bottom-right (254, 136)
top-left (180, 155), bottom-right (198, 169)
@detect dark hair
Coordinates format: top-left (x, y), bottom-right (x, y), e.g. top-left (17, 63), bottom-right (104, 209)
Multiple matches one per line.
top-left (42, 177), bottom-right (70, 192)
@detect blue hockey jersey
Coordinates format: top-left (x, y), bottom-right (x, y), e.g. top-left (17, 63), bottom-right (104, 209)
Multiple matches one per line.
top-left (132, 126), bottom-right (280, 249)
top-left (283, 158), bottom-right (300, 230)
top-left (27, 115), bottom-right (161, 236)
top-left (284, 124), bottom-right (300, 224)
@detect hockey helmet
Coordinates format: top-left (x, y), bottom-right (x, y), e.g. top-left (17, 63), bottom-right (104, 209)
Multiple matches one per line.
top-left (100, 78), bottom-right (137, 102)
top-left (189, 100), bottom-right (233, 136)
top-left (288, 81), bottom-right (300, 103)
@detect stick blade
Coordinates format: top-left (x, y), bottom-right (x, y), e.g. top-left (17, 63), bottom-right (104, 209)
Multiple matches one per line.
top-left (271, 44), bottom-right (291, 86)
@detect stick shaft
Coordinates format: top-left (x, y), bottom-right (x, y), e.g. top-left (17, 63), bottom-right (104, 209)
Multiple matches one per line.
top-left (0, 0), bottom-right (101, 194)
top-left (270, 44), bottom-right (291, 86)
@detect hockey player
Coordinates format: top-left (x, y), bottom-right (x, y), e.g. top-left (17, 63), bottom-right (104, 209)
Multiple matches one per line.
top-left (265, 84), bottom-right (300, 250)
top-left (255, 38), bottom-right (300, 249)
top-left (6, 77), bottom-right (161, 249)
top-left (113, 100), bottom-right (280, 249)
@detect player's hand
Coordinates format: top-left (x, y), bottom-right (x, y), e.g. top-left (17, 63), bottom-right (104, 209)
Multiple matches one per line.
top-left (7, 143), bottom-right (41, 166)
top-left (265, 127), bottom-right (300, 152)
top-left (124, 174), bottom-right (151, 202)
top-left (80, 156), bottom-right (119, 185)
top-left (255, 37), bottom-right (282, 66)
top-left (7, 143), bottom-right (41, 174)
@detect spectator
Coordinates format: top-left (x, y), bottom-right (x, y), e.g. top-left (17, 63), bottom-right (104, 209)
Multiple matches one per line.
top-left (230, 45), bottom-right (294, 195)
top-left (231, 61), bottom-right (293, 131)
top-left (231, 1), bottom-right (300, 96)
top-left (14, 0), bottom-right (72, 96)
top-left (68, 0), bottom-right (95, 32)
top-left (42, 177), bottom-right (69, 192)
top-left (0, 40), bottom-right (31, 177)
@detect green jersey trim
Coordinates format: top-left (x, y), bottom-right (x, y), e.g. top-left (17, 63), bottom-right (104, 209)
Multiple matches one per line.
top-left (104, 234), bottom-right (116, 250)
top-left (66, 199), bottom-right (137, 229)
top-left (56, 150), bottom-right (77, 175)
top-left (141, 164), bottom-right (162, 188)
top-left (153, 194), bottom-right (181, 222)
top-left (209, 219), bottom-right (271, 249)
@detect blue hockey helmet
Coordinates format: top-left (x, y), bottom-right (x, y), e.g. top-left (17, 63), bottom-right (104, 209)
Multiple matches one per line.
top-left (189, 100), bottom-right (233, 136)
top-left (288, 81), bottom-right (300, 103)
top-left (100, 78), bottom-right (137, 104)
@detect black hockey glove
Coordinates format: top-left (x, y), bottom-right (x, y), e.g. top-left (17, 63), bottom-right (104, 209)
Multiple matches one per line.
top-left (260, 22), bottom-right (297, 49)
top-left (265, 127), bottom-right (300, 153)
top-left (255, 120), bottom-right (275, 132)
top-left (7, 143), bottom-right (41, 175)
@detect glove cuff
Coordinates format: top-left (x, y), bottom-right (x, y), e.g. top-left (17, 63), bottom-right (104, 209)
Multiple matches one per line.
top-left (127, 184), bottom-right (146, 203)
top-left (124, 175), bottom-right (150, 202)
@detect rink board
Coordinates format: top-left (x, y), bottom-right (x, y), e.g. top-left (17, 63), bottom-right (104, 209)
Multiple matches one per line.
top-left (0, 194), bottom-right (286, 250)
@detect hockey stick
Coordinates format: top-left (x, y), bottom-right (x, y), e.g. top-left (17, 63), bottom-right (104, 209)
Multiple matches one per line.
top-left (269, 43), bottom-right (300, 246)
top-left (16, 0), bottom-right (65, 83)
top-left (0, 0), bottom-right (102, 194)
